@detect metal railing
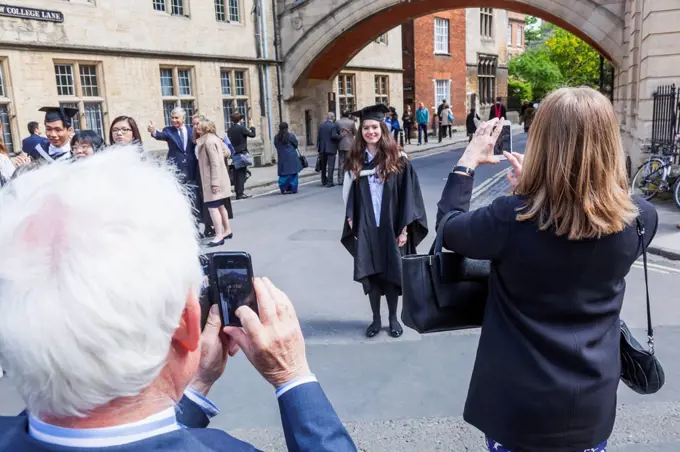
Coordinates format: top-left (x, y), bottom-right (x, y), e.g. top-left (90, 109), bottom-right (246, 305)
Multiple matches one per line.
top-left (651, 84), bottom-right (679, 157)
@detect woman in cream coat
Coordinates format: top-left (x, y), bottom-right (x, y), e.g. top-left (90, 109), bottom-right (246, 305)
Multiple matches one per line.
top-left (195, 117), bottom-right (233, 247)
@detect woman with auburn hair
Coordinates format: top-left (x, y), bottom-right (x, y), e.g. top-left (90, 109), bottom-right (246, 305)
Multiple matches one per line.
top-left (341, 104), bottom-right (428, 338)
top-left (436, 87), bottom-right (657, 452)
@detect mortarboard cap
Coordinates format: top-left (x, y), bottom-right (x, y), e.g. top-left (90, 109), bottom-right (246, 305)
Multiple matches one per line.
top-left (39, 106), bottom-right (79, 128)
top-left (350, 104), bottom-right (391, 122)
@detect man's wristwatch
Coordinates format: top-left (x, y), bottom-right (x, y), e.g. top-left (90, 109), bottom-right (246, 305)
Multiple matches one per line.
top-left (453, 165), bottom-right (475, 177)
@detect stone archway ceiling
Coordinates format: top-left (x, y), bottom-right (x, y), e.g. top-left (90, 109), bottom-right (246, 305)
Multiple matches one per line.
top-left (281, 0), bottom-right (624, 92)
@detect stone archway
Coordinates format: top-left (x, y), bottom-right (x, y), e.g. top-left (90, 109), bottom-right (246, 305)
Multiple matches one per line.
top-left (278, 0), bottom-right (625, 99)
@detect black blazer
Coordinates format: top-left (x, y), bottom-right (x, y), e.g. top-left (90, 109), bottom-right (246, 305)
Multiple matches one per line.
top-left (436, 173), bottom-right (658, 452)
top-left (228, 123), bottom-right (256, 155)
top-left (316, 121), bottom-right (341, 154)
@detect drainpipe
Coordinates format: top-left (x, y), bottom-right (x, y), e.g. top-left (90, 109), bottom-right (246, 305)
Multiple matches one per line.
top-left (271, 0), bottom-right (284, 124)
top-left (258, 0), bottom-right (275, 163)
top-left (252, 3), bottom-right (266, 119)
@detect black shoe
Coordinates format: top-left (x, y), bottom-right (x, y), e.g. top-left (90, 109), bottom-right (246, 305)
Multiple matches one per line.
top-left (236, 194), bottom-right (250, 200)
top-left (366, 319), bottom-right (382, 338)
top-left (207, 238), bottom-right (225, 247)
top-left (326, 183), bottom-right (335, 188)
top-left (389, 318), bottom-right (403, 338)
top-left (224, 233), bottom-right (233, 240)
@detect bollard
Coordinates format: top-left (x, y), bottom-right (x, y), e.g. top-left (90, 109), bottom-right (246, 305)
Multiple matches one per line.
top-left (399, 130), bottom-right (404, 148)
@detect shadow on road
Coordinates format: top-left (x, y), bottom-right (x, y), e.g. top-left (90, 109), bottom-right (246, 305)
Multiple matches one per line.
top-left (301, 318), bottom-right (368, 339)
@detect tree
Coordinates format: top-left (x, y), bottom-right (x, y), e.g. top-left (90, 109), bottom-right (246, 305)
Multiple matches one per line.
top-left (508, 77), bottom-right (533, 103)
top-left (508, 47), bottom-right (563, 100)
top-left (544, 28), bottom-right (601, 87)
top-left (524, 16), bottom-right (555, 47)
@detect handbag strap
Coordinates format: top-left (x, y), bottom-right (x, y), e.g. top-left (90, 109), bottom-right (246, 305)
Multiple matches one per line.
top-left (431, 210), bottom-right (462, 254)
top-left (636, 216), bottom-right (655, 354)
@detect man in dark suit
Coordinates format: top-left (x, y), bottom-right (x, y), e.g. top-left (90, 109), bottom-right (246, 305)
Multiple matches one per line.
top-left (488, 96), bottom-right (508, 120)
top-left (227, 112), bottom-right (256, 200)
top-left (21, 121), bottom-right (49, 155)
top-left (0, 147), bottom-right (357, 452)
top-left (317, 112), bottom-right (341, 187)
top-left (148, 107), bottom-right (197, 185)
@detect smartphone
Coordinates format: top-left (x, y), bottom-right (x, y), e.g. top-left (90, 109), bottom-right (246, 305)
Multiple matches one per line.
top-left (493, 120), bottom-right (512, 159)
top-left (198, 255), bottom-right (212, 330)
top-left (209, 252), bottom-right (257, 327)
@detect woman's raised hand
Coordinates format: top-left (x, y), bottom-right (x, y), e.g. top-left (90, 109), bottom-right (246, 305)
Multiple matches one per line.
top-left (504, 151), bottom-right (524, 190)
top-left (458, 118), bottom-right (503, 169)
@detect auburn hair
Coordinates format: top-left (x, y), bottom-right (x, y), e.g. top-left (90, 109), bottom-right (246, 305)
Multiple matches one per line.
top-left (345, 120), bottom-right (404, 181)
top-left (515, 87), bottom-right (638, 240)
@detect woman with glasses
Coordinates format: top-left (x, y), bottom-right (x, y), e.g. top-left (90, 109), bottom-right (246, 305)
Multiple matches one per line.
top-left (71, 130), bottom-right (105, 160)
top-left (109, 116), bottom-right (143, 146)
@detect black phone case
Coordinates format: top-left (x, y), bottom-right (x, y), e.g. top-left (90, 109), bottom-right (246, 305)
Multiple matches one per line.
top-left (208, 252), bottom-right (256, 328)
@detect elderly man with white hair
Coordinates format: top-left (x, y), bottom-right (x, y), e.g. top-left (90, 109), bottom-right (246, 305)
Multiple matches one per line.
top-left (0, 146), bottom-right (356, 452)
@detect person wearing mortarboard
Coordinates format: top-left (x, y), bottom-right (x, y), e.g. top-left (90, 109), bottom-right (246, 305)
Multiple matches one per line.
top-left (340, 104), bottom-right (429, 339)
top-left (27, 107), bottom-right (79, 163)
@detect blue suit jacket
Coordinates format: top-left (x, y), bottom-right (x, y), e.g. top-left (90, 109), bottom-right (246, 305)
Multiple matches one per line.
top-left (0, 383), bottom-right (356, 452)
top-left (22, 134), bottom-right (49, 156)
top-left (152, 126), bottom-right (197, 184)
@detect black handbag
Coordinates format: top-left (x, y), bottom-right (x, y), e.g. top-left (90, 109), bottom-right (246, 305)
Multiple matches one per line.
top-left (314, 156), bottom-right (321, 172)
top-left (401, 211), bottom-right (491, 334)
top-left (619, 218), bottom-right (665, 395)
top-left (297, 149), bottom-right (309, 169)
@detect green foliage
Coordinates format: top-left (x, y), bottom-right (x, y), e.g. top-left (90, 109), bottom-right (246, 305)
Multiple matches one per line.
top-left (508, 77), bottom-right (533, 102)
top-left (508, 47), bottom-right (563, 100)
top-left (511, 17), bottom-right (608, 100)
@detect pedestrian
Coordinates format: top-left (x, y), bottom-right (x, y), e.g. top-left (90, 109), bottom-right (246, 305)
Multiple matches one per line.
top-left (436, 87), bottom-right (655, 452)
top-left (27, 106), bottom-right (80, 163)
top-left (416, 102), bottom-right (429, 145)
top-left (488, 96), bottom-right (508, 120)
top-left (390, 110), bottom-right (401, 142)
top-left (439, 102), bottom-right (452, 143)
top-left (523, 103), bottom-right (537, 133)
top-left (71, 130), bottom-right (105, 160)
top-left (466, 108), bottom-right (480, 142)
top-left (195, 117), bottom-right (233, 247)
top-left (227, 112), bottom-right (256, 200)
top-left (274, 122), bottom-right (302, 194)
top-left (21, 121), bottom-right (48, 155)
top-left (402, 105), bottom-right (413, 145)
top-left (109, 116), bottom-right (143, 146)
top-left (341, 104), bottom-right (428, 338)
top-left (316, 112), bottom-right (341, 188)
top-left (0, 124), bottom-right (30, 184)
top-left (336, 110), bottom-right (357, 185)
top-left (519, 100), bottom-right (530, 125)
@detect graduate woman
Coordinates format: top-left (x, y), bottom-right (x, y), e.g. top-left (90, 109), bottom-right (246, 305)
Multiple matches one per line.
top-left (341, 104), bottom-right (428, 338)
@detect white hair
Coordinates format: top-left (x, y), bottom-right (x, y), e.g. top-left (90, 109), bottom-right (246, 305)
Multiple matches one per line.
top-left (171, 107), bottom-right (186, 119)
top-left (0, 145), bottom-right (203, 418)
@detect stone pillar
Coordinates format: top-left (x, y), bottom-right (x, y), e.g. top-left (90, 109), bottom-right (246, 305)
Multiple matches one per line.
top-left (282, 79), bottom-right (334, 151)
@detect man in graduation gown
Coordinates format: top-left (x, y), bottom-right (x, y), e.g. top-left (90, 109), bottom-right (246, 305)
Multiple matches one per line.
top-left (340, 104), bottom-right (429, 338)
top-left (27, 106), bottom-right (79, 163)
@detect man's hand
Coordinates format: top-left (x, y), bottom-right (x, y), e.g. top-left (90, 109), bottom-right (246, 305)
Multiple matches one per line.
top-left (147, 121), bottom-right (156, 134)
top-left (224, 278), bottom-right (311, 389)
top-left (189, 305), bottom-right (239, 396)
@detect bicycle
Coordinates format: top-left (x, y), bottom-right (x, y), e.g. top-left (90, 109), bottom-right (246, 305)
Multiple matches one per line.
top-left (631, 138), bottom-right (680, 209)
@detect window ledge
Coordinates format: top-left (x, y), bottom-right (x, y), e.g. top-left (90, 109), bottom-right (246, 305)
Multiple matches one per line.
top-left (434, 52), bottom-right (452, 57)
top-left (216, 20), bottom-right (244, 27)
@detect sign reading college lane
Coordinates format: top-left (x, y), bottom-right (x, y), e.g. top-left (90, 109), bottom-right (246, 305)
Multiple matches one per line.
top-left (0, 4), bottom-right (64, 23)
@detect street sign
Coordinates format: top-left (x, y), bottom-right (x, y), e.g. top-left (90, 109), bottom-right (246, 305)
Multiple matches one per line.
top-left (0, 4), bottom-right (64, 23)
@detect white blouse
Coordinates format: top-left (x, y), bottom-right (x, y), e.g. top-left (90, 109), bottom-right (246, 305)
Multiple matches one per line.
top-left (0, 153), bottom-right (15, 181)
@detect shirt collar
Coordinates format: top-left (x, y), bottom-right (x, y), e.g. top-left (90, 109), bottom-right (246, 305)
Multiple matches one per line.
top-left (28, 407), bottom-right (180, 448)
top-left (48, 142), bottom-right (71, 156)
top-left (365, 148), bottom-right (375, 163)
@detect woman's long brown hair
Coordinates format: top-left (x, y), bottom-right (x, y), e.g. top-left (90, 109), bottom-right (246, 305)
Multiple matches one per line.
top-left (515, 87), bottom-right (638, 240)
top-left (345, 120), bottom-right (403, 181)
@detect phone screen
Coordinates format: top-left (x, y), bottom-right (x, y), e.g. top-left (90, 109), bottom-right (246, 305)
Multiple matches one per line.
top-left (494, 123), bottom-right (512, 157)
top-left (198, 256), bottom-right (211, 330)
top-left (211, 253), bottom-right (256, 327)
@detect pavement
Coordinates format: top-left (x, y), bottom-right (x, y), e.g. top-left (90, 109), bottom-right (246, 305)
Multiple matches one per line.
top-left (2, 134), bottom-right (680, 451)
top-left (648, 199), bottom-right (680, 261)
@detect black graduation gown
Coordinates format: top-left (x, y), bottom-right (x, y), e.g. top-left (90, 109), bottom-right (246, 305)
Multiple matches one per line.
top-left (341, 157), bottom-right (428, 295)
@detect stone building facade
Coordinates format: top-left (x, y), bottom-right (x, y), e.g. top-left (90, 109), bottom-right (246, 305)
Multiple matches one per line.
top-left (402, 10), bottom-right (467, 127)
top-left (0, 0), bottom-right (280, 164)
top-left (465, 8), bottom-right (509, 119)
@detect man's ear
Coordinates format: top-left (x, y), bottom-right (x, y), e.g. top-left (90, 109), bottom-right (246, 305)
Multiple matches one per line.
top-left (173, 290), bottom-right (201, 353)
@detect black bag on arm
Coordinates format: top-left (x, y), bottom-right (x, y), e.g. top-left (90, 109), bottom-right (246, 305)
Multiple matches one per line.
top-left (401, 211), bottom-right (491, 334)
top-left (619, 217), bottom-right (665, 395)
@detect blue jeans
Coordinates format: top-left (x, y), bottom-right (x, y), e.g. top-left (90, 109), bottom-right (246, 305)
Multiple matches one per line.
top-left (487, 438), bottom-right (607, 451)
top-left (417, 123), bottom-right (428, 144)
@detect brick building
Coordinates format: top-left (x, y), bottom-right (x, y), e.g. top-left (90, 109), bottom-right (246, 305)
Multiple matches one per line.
top-left (402, 10), bottom-right (467, 127)
top-left (507, 11), bottom-right (527, 59)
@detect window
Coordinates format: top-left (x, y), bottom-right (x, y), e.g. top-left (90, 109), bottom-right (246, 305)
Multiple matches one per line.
top-left (54, 62), bottom-right (106, 138)
top-left (478, 56), bottom-right (497, 105)
top-left (337, 74), bottom-right (356, 114)
top-left (507, 24), bottom-right (512, 46)
top-left (159, 66), bottom-right (196, 127)
top-left (375, 33), bottom-right (388, 45)
top-left (435, 80), bottom-right (451, 107)
top-left (0, 62), bottom-right (14, 153)
top-left (434, 18), bottom-right (450, 54)
top-left (480, 8), bottom-right (493, 39)
top-left (153, 0), bottom-right (187, 17)
top-left (516, 26), bottom-right (523, 47)
top-left (221, 69), bottom-right (249, 131)
top-left (215, 0), bottom-right (239, 22)
top-left (374, 75), bottom-right (389, 105)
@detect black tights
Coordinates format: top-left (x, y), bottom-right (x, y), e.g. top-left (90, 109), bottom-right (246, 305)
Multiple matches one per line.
top-left (366, 279), bottom-right (403, 337)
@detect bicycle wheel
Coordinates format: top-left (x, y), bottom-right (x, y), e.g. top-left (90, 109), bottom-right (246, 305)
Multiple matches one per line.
top-left (674, 177), bottom-right (680, 210)
top-left (631, 159), bottom-right (666, 200)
